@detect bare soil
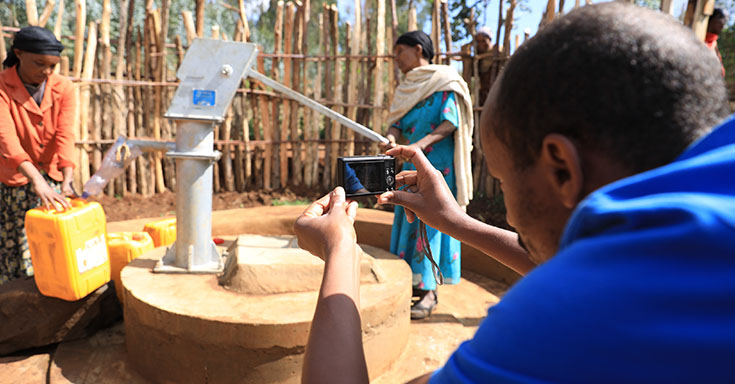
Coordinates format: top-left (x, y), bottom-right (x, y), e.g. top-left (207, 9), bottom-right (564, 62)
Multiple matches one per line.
top-left (93, 188), bottom-right (511, 230)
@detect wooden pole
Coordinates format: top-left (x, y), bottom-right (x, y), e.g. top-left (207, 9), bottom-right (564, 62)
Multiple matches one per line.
top-left (26, 0), bottom-right (39, 26)
top-left (133, 29), bottom-right (150, 196)
top-left (306, 11), bottom-right (325, 188)
top-left (237, 0), bottom-right (251, 42)
top-left (159, 0), bottom-right (175, 192)
top-left (182, 11), bottom-right (197, 45)
top-left (407, 3), bottom-right (417, 31)
top-left (346, 0), bottom-right (361, 157)
top-left (441, 0), bottom-right (452, 62)
top-left (115, 0), bottom-right (132, 195)
top-left (660, 0), bottom-right (674, 14)
top-left (196, 0), bottom-right (205, 38)
top-left (290, 4), bottom-right (304, 186)
top-left (372, 0), bottom-right (386, 151)
top-left (272, 1), bottom-right (284, 189)
top-left (100, 0), bottom-right (115, 196)
top-left (256, 53), bottom-right (273, 189)
top-left (53, 0), bottom-right (64, 39)
top-left (281, 2), bottom-right (295, 188)
top-left (73, 0), bottom-right (85, 78)
top-left (431, 0), bottom-right (441, 64)
top-left (79, 22), bottom-right (96, 188)
top-left (503, 0), bottom-right (517, 56)
top-left (38, 0), bottom-right (56, 27)
top-left (329, 4), bottom-right (342, 186)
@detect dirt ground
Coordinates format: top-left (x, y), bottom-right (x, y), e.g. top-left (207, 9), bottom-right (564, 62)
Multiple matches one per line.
top-left (91, 189), bottom-right (511, 229)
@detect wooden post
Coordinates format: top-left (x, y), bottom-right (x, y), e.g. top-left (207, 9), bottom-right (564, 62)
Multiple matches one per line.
top-left (115, 0), bottom-right (132, 195)
top-left (558, 0), bottom-right (565, 14)
top-left (329, 4), bottom-right (342, 186)
top-left (660, 0), bottom-right (674, 14)
top-left (300, 0), bottom-right (312, 187)
top-left (257, 53), bottom-right (273, 189)
top-left (73, 0), bottom-right (86, 78)
top-left (159, 0), bottom-right (174, 192)
top-left (272, 0), bottom-right (285, 189)
top-left (195, 0), bottom-right (205, 38)
top-left (281, 2), bottom-right (295, 188)
top-left (133, 29), bottom-right (150, 196)
top-left (174, 35), bottom-right (184, 65)
top-left (290, 4), bottom-right (304, 186)
top-left (38, 0), bottom-right (55, 27)
top-left (389, 0), bottom-right (399, 86)
top-left (372, 0), bottom-right (386, 151)
top-left (26, 0), bottom-right (39, 26)
top-left (690, 0), bottom-right (714, 41)
top-left (79, 22), bottom-right (96, 187)
top-left (182, 11), bottom-right (197, 45)
top-left (408, 3), bottom-right (417, 31)
top-left (53, 0), bottom-right (65, 39)
top-left (237, 0), bottom-right (251, 42)
top-left (574, 0), bottom-right (580, 8)
top-left (441, 0), bottom-right (452, 63)
top-left (431, 0), bottom-right (441, 64)
top-left (540, 0), bottom-right (556, 29)
top-left (100, 0), bottom-right (115, 196)
top-left (306, 11), bottom-right (325, 188)
top-left (503, 0), bottom-right (517, 56)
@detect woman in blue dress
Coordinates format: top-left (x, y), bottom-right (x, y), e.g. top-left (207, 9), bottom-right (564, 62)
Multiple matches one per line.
top-left (384, 31), bottom-right (474, 319)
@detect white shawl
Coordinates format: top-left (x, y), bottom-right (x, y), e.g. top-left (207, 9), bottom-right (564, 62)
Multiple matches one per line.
top-left (386, 65), bottom-right (474, 209)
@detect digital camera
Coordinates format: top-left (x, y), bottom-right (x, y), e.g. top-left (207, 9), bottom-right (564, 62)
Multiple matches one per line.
top-left (337, 155), bottom-right (396, 197)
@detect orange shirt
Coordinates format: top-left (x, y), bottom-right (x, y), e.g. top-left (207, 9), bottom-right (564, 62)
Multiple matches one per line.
top-left (0, 66), bottom-right (77, 186)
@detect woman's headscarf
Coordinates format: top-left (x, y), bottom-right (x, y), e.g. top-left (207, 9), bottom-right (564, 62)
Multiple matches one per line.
top-left (3, 26), bottom-right (64, 68)
top-left (395, 31), bottom-right (434, 64)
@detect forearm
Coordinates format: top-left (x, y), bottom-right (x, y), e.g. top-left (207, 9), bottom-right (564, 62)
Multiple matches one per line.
top-left (435, 211), bottom-right (536, 276)
top-left (413, 121), bottom-right (455, 150)
top-left (18, 161), bottom-right (46, 185)
top-left (302, 242), bottom-right (368, 384)
top-left (61, 166), bottom-right (73, 182)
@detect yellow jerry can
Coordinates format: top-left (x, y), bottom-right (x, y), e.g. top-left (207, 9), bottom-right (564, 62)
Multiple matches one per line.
top-left (143, 217), bottom-right (176, 247)
top-left (107, 231), bottom-right (154, 303)
top-left (25, 199), bottom-right (110, 301)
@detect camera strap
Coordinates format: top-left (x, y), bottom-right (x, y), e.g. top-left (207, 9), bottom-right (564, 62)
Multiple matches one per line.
top-left (418, 221), bottom-right (444, 286)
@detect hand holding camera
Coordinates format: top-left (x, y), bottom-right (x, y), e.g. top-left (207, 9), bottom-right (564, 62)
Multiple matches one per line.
top-left (294, 187), bottom-right (360, 260)
top-left (377, 145), bottom-right (465, 234)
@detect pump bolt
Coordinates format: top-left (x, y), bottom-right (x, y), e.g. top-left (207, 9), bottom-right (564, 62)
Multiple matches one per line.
top-left (220, 64), bottom-right (233, 77)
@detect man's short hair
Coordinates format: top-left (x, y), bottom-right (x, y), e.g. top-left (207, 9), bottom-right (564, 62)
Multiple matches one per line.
top-left (492, 2), bottom-right (730, 173)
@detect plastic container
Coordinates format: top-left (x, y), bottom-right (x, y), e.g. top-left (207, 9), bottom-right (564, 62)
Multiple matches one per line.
top-left (25, 199), bottom-right (110, 301)
top-left (143, 218), bottom-right (176, 247)
top-left (107, 232), bottom-right (154, 303)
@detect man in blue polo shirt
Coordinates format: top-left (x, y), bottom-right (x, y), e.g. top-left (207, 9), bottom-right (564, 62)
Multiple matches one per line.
top-left (294, 3), bottom-right (735, 383)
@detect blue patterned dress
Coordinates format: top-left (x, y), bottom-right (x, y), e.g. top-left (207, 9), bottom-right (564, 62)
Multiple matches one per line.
top-left (390, 91), bottom-right (461, 290)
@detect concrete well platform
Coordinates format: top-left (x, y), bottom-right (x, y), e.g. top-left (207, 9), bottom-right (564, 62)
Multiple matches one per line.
top-left (121, 235), bottom-right (411, 384)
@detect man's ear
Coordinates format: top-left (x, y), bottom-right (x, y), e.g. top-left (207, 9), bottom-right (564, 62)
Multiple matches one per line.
top-left (538, 134), bottom-right (583, 209)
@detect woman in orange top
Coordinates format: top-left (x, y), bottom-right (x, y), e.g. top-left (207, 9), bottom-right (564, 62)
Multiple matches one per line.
top-left (0, 26), bottom-right (77, 284)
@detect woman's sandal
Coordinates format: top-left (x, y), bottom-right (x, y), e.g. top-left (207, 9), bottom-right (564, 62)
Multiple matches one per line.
top-left (410, 289), bottom-right (437, 320)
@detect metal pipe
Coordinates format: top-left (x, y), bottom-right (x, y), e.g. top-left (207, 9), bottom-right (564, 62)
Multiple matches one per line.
top-left (127, 139), bottom-right (176, 153)
top-left (246, 69), bottom-right (389, 144)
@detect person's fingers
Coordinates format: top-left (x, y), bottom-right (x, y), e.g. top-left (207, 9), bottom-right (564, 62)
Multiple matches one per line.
top-left (301, 193), bottom-right (332, 218)
top-left (405, 208), bottom-right (416, 223)
top-left (346, 200), bottom-right (358, 221)
top-left (385, 145), bottom-right (434, 173)
top-left (377, 189), bottom-right (421, 209)
top-left (394, 171), bottom-right (417, 188)
top-left (41, 195), bottom-right (51, 210)
top-left (330, 187), bottom-right (346, 210)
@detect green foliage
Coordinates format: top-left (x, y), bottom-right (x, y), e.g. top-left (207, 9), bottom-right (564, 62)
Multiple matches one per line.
top-left (720, 27), bottom-right (735, 94)
top-left (271, 198), bottom-right (311, 206)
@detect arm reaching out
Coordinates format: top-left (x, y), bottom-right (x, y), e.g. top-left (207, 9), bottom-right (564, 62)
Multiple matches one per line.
top-left (294, 187), bottom-right (369, 384)
top-left (378, 145), bottom-right (537, 276)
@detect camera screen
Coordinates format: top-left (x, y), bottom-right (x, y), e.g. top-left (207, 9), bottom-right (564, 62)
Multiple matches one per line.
top-left (343, 162), bottom-right (384, 195)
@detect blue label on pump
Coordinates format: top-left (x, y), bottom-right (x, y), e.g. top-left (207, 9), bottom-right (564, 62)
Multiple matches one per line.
top-left (192, 90), bottom-right (216, 106)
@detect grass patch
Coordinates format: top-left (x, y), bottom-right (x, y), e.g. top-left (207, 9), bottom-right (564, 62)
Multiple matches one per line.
top-left (271, 198), bottom-right (312, 206)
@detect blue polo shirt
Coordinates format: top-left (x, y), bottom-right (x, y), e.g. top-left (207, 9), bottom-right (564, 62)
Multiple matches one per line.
top-left (431, 115), bottom-right (735, 383)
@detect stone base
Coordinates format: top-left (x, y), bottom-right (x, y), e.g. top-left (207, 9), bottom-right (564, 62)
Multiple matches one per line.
top-left (121, 239), bottom-right (411, 384)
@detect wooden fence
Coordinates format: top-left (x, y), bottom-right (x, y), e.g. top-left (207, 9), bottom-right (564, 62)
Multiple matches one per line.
top-left (3, 0), bottom-right (524, 198)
